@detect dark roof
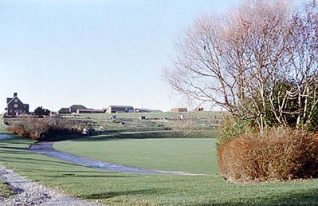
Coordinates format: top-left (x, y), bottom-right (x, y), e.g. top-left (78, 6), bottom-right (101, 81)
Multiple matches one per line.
top-left (7, 97), bottom-right (25, 105)
top-left (108, 105), bottom-right (134, 112)
top-left (109, 105), bottom-right (134, 108)
top-left (70, 105), bottom-right (87, 110)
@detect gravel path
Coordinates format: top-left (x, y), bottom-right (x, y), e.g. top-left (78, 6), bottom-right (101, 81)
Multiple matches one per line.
top-left (0, 165), bottom-right (100, 206)
top-left (29, 142), bottom-right (203, 176)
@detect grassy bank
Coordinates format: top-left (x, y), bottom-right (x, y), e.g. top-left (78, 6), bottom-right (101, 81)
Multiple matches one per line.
top-left (63, 111), bottom-right (226, 131)
top-left (1, 136), bottom-right (318, 205)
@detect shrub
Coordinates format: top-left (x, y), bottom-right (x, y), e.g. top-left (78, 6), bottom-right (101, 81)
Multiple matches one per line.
top-left (308, 106), bottom-right (318, 132)
top-left (218, 127), bottom-right (318, 182)
top-left (217, 117), bottom-right (253, 146)
top-left (7, 117), bottom-right (91, 140)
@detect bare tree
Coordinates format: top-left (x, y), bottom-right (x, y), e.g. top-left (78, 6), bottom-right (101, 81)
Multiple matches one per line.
top-left (166, 0), bottom-right (318, 133)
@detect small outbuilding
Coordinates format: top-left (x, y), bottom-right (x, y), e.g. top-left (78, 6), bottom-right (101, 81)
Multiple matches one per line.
top-left (76, 109), bottom-right (106, 114)
top-left (107, 105), bottom-right (134, 113)
top-left (69, 105), bottom-right (87, 113)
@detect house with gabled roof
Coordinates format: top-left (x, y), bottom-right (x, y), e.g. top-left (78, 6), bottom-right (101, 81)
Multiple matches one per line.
top-left (69, 105), bottom-right (87, 113)
top-left (5, 92), bottom-right (29, 116)
top-left (58, 105), bottom-right (105, 114)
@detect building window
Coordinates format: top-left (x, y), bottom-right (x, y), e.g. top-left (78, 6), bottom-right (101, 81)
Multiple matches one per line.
top-left (14, 99), bottom-right (18, 103)
top-left (14, 104), bottom-right (18, 108)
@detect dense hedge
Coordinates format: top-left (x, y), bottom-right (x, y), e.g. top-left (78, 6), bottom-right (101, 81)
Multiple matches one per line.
top-left (218, 128), bottom-right (318, 182)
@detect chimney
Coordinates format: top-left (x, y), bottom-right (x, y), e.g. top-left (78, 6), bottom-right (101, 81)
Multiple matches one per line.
top-left (13, 92), bottom-right (17, 97)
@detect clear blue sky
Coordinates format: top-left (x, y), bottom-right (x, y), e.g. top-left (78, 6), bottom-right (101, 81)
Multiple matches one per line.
top-left (1, 0), bottom-right (242, 112)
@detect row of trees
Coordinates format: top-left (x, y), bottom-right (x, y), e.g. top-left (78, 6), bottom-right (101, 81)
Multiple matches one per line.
top-left (166, 0), bottom-right (318, 134)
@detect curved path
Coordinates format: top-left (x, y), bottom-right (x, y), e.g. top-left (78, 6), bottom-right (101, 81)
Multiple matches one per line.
top-left (30, 141), bottom-right (203, 176)
top-left (0, 134), bottom-right (100, 206)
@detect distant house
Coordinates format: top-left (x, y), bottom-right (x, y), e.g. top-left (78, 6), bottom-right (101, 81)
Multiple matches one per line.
top-left (69, 105), bottom-right (87, 113)
top-left (171, 108), bottom-right (188, 113)
top-left (107, 105), bottom-right (134, 113)
top-left (76, 109), bottom-right (106, 114)
top-left (58, 105), bottom-right (105, 114)
top-left (5, 93), bottom-right (29, 116)
top-left (58, 107), bottom-right (71, 114)
top-left (194, 108), bottom-right (204, 112)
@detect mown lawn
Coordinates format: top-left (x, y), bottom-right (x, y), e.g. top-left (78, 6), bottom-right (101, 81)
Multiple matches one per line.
top-left (55, 137), bottom-right (217, 175)
top-left (1, 136), bottom-right (318, 205)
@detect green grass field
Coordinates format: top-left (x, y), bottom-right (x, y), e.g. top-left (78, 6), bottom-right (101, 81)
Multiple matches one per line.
top-left (55, 137), bottom-right (217, 175)
top-left (1, 136), bottom-right (318, 205)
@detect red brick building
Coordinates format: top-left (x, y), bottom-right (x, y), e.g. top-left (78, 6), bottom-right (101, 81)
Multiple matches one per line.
top-left (5, 93), bottom-right (29, 116)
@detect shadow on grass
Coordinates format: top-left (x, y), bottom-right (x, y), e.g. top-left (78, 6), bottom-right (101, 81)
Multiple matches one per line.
top-left (1, 129), bottom-right (216, 143)
top-left (67, 131), bottom-right (202, 142)
top-left (80, 188), bottom-right (166, 200)
top-left (0, 163), bottom-right (131, 178)
top-left (0, 135), bottom-right (32, 144)
top-left (0, 132), bottom-right (13, 137)
top-left (46, 174), bottom-right (130, 178)
top-left (0, 156), bottom-right (77, 166)
top-left (0, 146), bottom-right (29, 151)
top-left (194, 188), bottom-right (318, 206)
